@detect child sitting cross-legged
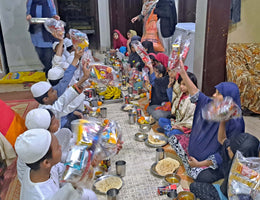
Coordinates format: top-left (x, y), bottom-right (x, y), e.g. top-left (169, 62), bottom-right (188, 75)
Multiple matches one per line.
top-left (15, 129), bottom-right (97, 200)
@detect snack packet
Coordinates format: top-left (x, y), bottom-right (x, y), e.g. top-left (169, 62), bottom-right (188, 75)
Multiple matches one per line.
top-left (168, 35), bottom-right (182, 70)
top-left (228, 151), bottom-right (260, 199)
top-left (69, 29), bottom-right (89, 50)
top-left (131, 40), bottom-right (152, 65)
top-left (44, 18), bottom-right (65, 37)
top-left (202, 97), bottom-right (242, 122)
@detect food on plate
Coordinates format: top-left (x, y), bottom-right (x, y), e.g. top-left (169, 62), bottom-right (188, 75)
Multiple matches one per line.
top-left (155, 158), bottom-right (180, 176)
top-left (98, 86), bottom-right (121, 100)
top-left (123, 104), bottom-right (133, 111)
top-left (94, 176), bottom-right (123, 193)
top-left (148, 135), bottom-right (165, 145)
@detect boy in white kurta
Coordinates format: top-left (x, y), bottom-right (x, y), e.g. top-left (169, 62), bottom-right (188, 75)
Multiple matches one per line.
top-left (15, 129), bottom-right (97, 200)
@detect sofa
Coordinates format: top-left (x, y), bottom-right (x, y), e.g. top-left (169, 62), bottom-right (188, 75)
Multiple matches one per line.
top-left (226, 43), bottom-right (260, 114)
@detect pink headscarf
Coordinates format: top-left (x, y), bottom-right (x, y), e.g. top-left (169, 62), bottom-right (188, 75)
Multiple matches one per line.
top-left (156, 53), bottom-right (169, 69)
top-left (113, 29), bottom-right (127, 49)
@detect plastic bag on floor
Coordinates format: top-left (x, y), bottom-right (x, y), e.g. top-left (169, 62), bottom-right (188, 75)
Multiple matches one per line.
top-left (0, 71), bottom-right (46, 84)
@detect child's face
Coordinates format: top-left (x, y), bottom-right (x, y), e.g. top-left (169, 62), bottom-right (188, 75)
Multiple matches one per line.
top-left (168, 69), bottom-right (177, 79)
top-left (154, 68), bottom-right (162, 78)
top-left (48, 115), bottom-right (60, 134)
top-left (49, 134), bottom-right (62, 165)
top-left (212, 89), bottom-right (224, 102)
top-left (180, 80), bottom-right (188, 94)
top-left (131, 46), bottom-right (136, 53)
top-left (44, 88), bottom-right (58, 105)
top-left (127, 32), bottom-right (131, 39)
top-left (113, 32), bottom-right (119, 40)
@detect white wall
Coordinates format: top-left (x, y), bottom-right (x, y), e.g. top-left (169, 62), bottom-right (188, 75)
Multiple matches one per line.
top-left (193, 0), bottom-right (208, 90)
top-left (0, 0), bottom-right (42, 72)
top-left (98, 0), bottom-right (111, 51)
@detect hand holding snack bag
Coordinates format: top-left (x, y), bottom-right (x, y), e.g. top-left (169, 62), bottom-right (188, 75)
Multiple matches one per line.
top-left (69, 29), bottom-right (89, 50)
top-left (202, 97), bottom-right (242, 122)
top-left (131, 40), bottom-right (152, 65)
top-left (44, 18), bottom-right (65, 38)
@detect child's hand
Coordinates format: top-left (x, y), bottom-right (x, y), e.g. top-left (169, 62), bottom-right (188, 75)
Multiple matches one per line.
top-left (188, 156), bottom-right (200, 168)
top-left (52, 15), bottom-right (60, 20)
top-left (26, 14), bottom-right (32, 21)
top-left (74, 48), bottom-right (84, 60)
top-left (172, 125), bottom-right (183, 132)
top-left (51, 30), bottom-right (64, 41)
top-left (82, 63), bottom-right (91, 80)
top-left (73, 111), bottom-right (83, 119)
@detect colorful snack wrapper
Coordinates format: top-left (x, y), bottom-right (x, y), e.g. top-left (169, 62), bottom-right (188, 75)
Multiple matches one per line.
top-left (157, 184), bottom-right (177, 195)
top-left (69, 29), bottom-right (89, 50)
top-left (228, 151), bottom-right (260, 199)
top-left (168, 35), bottom-right (182, 70)
top-left (131, 40), bottom-right (152, 65)
top-left (202, 97), bottom-right (242, 122)
top-left (44, 18), bottom-right (65, 37)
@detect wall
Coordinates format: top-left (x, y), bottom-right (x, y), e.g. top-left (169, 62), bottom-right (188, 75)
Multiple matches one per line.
top-left (0, 0), bottom-right (42, 72)
top-left (98, 0), bottom-right (111, 51)
top-left (228, 0), bottom-right (260, 43)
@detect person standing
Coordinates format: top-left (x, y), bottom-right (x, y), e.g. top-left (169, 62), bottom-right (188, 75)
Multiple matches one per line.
top-left (26, 0), bottom-right (60, 77)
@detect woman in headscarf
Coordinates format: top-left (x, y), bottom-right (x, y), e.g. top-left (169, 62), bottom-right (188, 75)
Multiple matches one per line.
top-left (156, 53), bottom-right (168, 69)
top-left (112, 29), bottom-right (127, 50)
top-left (127, 30), bottom-right (137, 55)
top-left (169, 60), bottom-right (245, 183)
top-left (190, 131), bottom-right (259, 200)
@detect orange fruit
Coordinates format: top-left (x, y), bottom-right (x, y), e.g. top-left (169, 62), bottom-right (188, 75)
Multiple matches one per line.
top-left (97, 101), bottom-right (102, 106)
top-left (143, 93), bottom-right (147, 97)
top-left (104, 119), bottom-right (109, 124)
top-left (96, 108), bottom-right (101, 112)
top-left (139, 116), bottom-right (145, 121)
top-left (106, 67), bottom-right (112, 73)
top-left (91, 81), bottom-right (96, 86)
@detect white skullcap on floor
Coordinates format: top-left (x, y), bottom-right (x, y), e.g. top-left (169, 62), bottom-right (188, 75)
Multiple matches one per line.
top-left (31, 81), bottom-right (51, 98)
top-left (25, 108), bottom-right (51, 130)
top-left (15, 129), bottom-right (52, 164)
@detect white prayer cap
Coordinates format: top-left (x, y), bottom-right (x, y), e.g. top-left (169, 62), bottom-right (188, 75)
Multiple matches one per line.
top-left (15, 129), bottom-right (52, 164)
top-left (64, 38), bottom-right (73, 48)
top-left (48, 67), bottom-right (64, 80)
top-left (26, 108), bottom-right (51, 130)
top-left (53, 41), bottom-right (60, 50)
top-left (31, 81), bottom-right (51, 98)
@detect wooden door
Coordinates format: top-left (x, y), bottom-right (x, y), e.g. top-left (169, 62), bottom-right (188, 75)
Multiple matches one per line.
top-left (178, 0), bottom-right (197, 22)
top-left (109, 0), bottom-right (143, 46)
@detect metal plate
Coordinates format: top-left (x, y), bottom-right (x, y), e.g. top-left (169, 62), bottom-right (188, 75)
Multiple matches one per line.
top-left (92, 175), bottom-right (124, 195)
top-left (30, 18), bottom-right (48, 24)
top-left (145, 135), bottom-right (168, 148)
top-left (137, 116), bottom-right (156, 125)
top-left (121, 104), bottom-right (137, 112)
top-left (150, 162), bottom-right (164, 178)
top-left (134, 132), bottom-right (148, 142)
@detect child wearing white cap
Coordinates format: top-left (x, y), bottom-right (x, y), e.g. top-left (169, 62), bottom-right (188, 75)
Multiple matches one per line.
top-left (15, 129), bottom-right (97, 200)
top-left (31, 62), bottom-right (90, 121)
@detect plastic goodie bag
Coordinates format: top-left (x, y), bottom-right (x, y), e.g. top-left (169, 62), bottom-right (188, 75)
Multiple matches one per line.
top-left (81, 50), bottom-right (95, 67)
top-left (228, 151), bottom-right (260, 200)
top-left (44, 18), bottom-right (65, 37)
top-left (168, 35), bottom-right (191, 71)
top-left (131, 40), bottom-right (152, 65)
top-left (202, 97), bottom-right (242, 122)
top-left (90, 63), bottom-right (115, 81)
top-left (62, 119), bottom-right (122, 185)
top-left (69, 29), bottom-right (89, 50)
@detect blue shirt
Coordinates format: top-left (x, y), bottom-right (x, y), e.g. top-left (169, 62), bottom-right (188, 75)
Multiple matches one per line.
top-left (26, 0), bottom-right (57, 48)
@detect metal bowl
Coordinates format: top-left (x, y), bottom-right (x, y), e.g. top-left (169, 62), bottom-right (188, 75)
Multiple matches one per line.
top-left (164, 174), bottom-right (180, 186)
top-left (139, 123), bottom-right (151, 132)
top-left (177, 191), bottom-right (196, 200)
top-left (145, 135), bottom-right (168, 148)
top-left (134, 133), bottom-right (148, 142)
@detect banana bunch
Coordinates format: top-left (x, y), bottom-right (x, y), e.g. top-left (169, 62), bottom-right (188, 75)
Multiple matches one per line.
top-left (98, 86), bottom-right (121, 100)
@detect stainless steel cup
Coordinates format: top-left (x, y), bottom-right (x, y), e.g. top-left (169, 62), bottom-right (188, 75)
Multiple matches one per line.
top-left (128, 113), bottom-right (136, 124)
top-left (100, 107), bottom-right (107, 118)
top-left (167, 190), bottom-right (177, 199)
top-left (116, 160), bottom-right (126, 177)
top-left (107, 188), bottom-right (119, 200)
top-left (156, 147), bottom-right (165, 162)
top-left (128, 86), bottom-right (133, 95)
